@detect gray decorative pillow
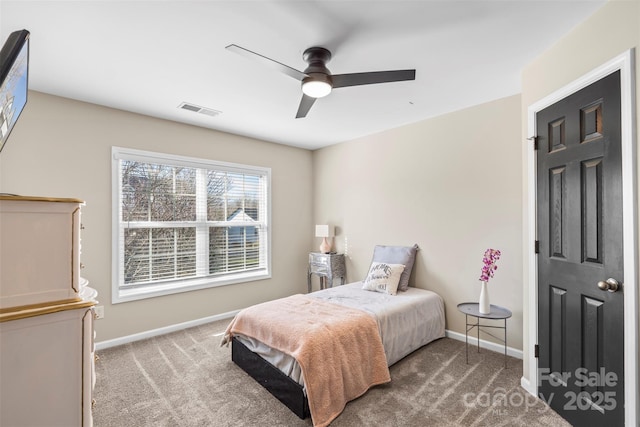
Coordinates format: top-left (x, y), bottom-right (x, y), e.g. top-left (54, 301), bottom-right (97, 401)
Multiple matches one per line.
top-left (362, 262), bottom-right (405, 295)
top-left (370, 244), bottom-right (419, 291)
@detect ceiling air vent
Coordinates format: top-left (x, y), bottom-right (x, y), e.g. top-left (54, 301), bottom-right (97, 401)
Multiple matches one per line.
top-left (178, 102), bottom-right (222, 117)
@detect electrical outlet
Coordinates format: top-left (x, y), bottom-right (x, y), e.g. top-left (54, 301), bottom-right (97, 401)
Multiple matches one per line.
top-left (94, 306), bottom-right (104, 320)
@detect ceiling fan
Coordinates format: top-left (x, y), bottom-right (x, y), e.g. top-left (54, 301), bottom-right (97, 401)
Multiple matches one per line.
top-left (226, 44), bottom-right (416, 118)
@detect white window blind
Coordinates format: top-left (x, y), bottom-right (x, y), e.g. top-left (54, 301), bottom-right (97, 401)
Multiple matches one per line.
top-left (112, 147), bottom-right (270, 303)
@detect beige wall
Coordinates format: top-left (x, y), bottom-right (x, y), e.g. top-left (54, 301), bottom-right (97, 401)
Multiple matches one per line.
top-left (2, 0), bottom-right (634, 373)
top-left (313, 94), bottom-right (524, 350)
top-left (0, 91), bottom-right (314, 341)
top-left (521, 0), bottom-right (639, 388)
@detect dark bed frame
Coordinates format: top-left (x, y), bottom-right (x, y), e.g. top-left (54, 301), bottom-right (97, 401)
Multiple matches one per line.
top-left (231, 337), bottom-right (310, 419)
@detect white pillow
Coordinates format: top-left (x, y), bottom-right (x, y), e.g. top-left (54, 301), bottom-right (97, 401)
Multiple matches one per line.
top-left (362, 262), bottom-right (405, 296)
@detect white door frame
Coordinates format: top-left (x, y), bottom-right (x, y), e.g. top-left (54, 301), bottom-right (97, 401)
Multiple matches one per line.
top-left (523, 49), bottom-right (638, 425)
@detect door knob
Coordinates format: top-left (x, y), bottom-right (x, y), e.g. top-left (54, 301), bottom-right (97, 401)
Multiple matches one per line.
top-left (597, 278), bottom-right (620, 292)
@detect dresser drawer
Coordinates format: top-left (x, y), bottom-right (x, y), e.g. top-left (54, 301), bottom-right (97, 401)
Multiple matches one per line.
top-left (309, 253), bottom-right (329, 266)
top-left (0, 196), bottom-right (84, 310)
top-left (310, 263), bottom-right (329, 274)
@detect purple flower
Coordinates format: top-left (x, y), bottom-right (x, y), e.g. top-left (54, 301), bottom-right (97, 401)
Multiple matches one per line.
top-left (479, 248), bottom-right (501, 283)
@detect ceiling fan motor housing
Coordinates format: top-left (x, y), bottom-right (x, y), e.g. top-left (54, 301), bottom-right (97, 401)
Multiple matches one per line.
top-left (302, 47), bottom-right (333, 87)
top-left (302, 47), bottom-right (333, 98)
top-left (303, 46), bottom-right (332, 67)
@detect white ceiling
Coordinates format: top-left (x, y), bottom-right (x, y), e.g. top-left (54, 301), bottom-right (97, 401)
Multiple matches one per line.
top-left (1, 0), bottom-right (605, 150)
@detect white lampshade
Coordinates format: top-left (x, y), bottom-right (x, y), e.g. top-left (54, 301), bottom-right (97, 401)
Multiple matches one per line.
top-left (315, 224), bottom-right (334, 238)
top-left (302, 80), bottom-right (332, 98)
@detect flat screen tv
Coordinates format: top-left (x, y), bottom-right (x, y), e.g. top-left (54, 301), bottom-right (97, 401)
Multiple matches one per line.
top-left (0, 29), bottom-right (30, 153)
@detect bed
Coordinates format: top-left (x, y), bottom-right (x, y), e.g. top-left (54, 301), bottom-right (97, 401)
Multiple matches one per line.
top-left (222, 245), bottom-right (446, 427)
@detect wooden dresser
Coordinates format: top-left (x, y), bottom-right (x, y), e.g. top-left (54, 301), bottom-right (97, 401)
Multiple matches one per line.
top-left (0, 195), bottom-right (97, 426)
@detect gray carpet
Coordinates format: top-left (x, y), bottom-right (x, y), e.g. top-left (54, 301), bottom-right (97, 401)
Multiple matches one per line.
top-left (93, 319), bottom-right (570, 426)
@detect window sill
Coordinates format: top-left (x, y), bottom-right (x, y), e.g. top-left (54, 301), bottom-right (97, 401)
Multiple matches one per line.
top-left (112, 270), bottom-right (270, 304)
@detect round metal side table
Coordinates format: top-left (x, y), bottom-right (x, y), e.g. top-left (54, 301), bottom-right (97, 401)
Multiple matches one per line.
top-left (457, 302), bottom-right (512, 368)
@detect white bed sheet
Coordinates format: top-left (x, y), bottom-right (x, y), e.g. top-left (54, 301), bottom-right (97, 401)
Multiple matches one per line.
top-left (234, 282), bottom-right (446, 386)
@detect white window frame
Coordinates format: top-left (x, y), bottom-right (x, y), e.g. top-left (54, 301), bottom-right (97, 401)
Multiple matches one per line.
top-left (111, 147), bottom-right (271, 303)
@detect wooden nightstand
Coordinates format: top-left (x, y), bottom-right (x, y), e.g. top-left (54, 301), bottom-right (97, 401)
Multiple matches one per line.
top-left (307, 252), bottom-right (346, 293)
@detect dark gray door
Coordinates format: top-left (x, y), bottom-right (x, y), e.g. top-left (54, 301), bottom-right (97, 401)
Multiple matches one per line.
top-left (537, 71), bottom-right (624, 426)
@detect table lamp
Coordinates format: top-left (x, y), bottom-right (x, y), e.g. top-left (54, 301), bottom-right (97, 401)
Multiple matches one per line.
top-left (315, 224), bottom-right (334, 253)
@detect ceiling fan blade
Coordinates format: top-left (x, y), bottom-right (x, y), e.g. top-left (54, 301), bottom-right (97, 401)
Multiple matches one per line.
top-left (332, 69), bottom-right (416, 88)
top-left (295, 94), bottom-right (317, 119)
top-left (226, 44), bottom-right (307, 81)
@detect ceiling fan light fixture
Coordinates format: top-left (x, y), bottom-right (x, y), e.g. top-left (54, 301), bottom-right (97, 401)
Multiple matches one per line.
top-left (302, 74), bottom-right (332, 98)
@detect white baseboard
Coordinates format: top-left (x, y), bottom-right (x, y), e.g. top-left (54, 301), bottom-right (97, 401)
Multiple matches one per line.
top-left (521, 376), bottom-right (536, 396)
top-left (95, 309), bottom-right (239, 351)
top-left (96, 314), bottom-right (525, 359)
top-left (445, 329), bottom-right (523, 360)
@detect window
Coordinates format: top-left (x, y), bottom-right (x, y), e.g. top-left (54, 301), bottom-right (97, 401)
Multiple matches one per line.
top-left (112, 147), bottom-right (270, 303)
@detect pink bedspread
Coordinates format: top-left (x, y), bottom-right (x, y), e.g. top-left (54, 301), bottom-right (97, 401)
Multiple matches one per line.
top-left (222, 294), bottom-right (390, 427)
